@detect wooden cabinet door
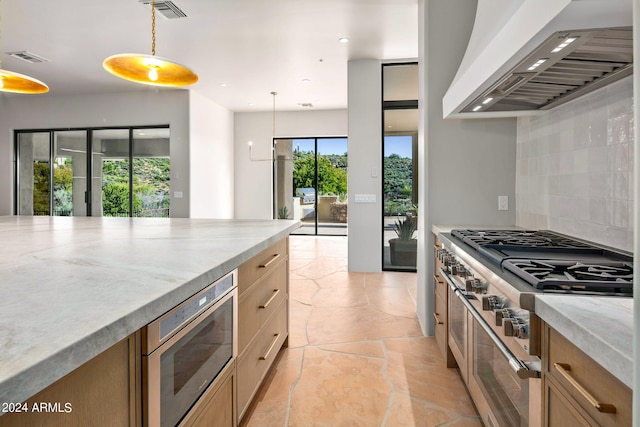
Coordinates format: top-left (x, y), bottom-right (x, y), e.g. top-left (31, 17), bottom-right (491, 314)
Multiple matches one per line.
top-left (544, 375), bottom-right (594, 427)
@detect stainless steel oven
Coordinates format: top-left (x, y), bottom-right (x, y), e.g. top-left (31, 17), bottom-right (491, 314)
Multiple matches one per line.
top-left (441, 263), bottom-right (540, 427)
top-left (142, 269), bottom-right (238, 427)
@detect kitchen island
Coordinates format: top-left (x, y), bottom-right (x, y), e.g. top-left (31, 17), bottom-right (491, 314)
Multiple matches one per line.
top-left (0, 216), bottom-right (299, 413)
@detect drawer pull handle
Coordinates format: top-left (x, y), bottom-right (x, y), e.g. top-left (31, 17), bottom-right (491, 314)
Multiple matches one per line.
top-left (433, 274), bottom-right (445, 285)
top-left (433, 312), bottom-right (444, 325)
top-left (259, 254), bottom-right (281, 269)
top-left (554, 363), bottom-right (617, 414)
top-left (259, 289), bottom-right (281, 309)
top-left (259, 333), bottom-right (280, 360)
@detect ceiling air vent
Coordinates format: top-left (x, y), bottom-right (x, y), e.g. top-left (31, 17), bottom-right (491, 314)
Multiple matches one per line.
top-left (138, 1), bottom-right (187, 19)
top-left (7, 51), bottom-right (50, 64)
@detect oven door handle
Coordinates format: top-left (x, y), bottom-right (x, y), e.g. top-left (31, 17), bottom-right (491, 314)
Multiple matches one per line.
top-left (440, 269), bottom-right (540, 380)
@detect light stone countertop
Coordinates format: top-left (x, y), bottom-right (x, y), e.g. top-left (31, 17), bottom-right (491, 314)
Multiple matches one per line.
top-left (534, 295), bottom-right (633, 389)
top-left (0, 216), bottom-right (300, 405)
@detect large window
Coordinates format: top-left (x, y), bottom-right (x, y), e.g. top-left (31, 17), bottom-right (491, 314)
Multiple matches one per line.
top-left (274, 137), bottom-right (348, 236)
top-left (15, 126), bottom-right (170, 217)
top-left (382, 63), bottom-right (418, 271)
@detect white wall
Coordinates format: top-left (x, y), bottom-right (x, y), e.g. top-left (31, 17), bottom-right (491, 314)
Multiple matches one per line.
top-left (189, 91), bottom-right (235, 218)
top-left (347, 59), bottom-right (382, 272)
top-left (0, 89), bottom-right (235, 219)
top-left (419, 0), bottom-right (517, 335)
top-left (516, 77), bottom-right (634, 251)
top-left (233, 109), bottom-right (347, 219)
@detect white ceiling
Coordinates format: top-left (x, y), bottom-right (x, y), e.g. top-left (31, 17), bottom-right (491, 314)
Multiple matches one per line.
top-left (1, 0), bottom-right (418, 112)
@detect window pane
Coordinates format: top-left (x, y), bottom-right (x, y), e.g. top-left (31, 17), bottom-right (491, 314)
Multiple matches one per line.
top-left (53, 131), bottom-right (87, 216)
top-left (17, 132), bottom-right (50, 216)
top-left (132, 128), bottom-right (171, 217)
top-left (95, 129), bottom-right (131, 217)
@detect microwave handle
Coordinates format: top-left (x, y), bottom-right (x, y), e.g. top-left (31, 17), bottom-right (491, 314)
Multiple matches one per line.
top-left (440, 269), bottom-right (540, 380)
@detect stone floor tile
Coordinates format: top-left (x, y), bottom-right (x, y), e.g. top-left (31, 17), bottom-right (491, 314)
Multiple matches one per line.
top-left (243, 236), bottom-right (479, 427)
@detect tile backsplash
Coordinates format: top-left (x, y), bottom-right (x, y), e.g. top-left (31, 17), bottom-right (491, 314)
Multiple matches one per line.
top-left (516, 76), bottom-right (633, 251)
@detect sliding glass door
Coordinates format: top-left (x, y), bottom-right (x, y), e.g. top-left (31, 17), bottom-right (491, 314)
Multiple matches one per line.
top-left (15, 126), bottom-right (170, 217)
top-left (274, 137), bottom-right (348, 236)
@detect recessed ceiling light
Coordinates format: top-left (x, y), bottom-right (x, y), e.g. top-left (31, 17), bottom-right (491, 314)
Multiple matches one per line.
top-left (551, 37), bottom-right (577, 53)
top-left (472, 105), bottom-right (482, 112)
top-left (219, 83), bottom-right (228, 87)
top-left (248, 102), bottom-right (255, 107)
top-left (482, 97), bottom-right (494, 105)
top-left (339, 37), bottom-right (349, 43)
top-left (302, 79), bottom-right (310, 84)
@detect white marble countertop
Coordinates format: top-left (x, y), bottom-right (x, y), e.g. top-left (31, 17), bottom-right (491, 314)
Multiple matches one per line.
top-left (0, 216), bottom-right (300, 405)
top-left (534, 295), bottom-right (633, 388)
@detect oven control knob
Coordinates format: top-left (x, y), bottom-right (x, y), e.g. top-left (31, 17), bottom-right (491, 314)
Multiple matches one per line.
top-left (465, 278), bottom-right (478, 292)
top-left (482, 295), bottom-right (502, 311)
top-left (482, 295), bottom-right (495, 310)
top-left (473, 281), bottom-right (488, 294)
top-left (495, 308), bottom-right (512, 326)
top-left (503, 318), bottom-right (529, 339)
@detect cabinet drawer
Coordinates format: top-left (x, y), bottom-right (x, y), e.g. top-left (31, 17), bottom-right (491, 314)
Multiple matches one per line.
top-left (545, 326), bottom-right (631, 427)
top-left (237, 299), bottom-right (288, 420)
top-left (238, 238), bottom-right (288, 295)
top-left (238, 261), bottom-right (288, 353)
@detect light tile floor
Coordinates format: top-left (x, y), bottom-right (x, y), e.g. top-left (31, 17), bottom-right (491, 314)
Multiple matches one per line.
top-left (242, 236), bottom-right (481, 427)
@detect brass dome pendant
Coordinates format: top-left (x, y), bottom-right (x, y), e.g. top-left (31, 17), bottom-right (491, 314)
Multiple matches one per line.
top-left (102, 0), bottom-right (198, 87)
top-left (0, 69), bottom-right (49, 94)
top-left (103, 54), bottom-right (198, 87)
top-left (0, 0), bottom-right (49, 94)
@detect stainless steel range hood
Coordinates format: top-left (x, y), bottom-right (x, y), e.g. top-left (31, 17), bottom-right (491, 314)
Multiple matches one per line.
top-left (462, 26), bottom-right (633, 113)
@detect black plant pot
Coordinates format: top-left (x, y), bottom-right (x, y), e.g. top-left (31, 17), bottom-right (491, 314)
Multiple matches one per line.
top-left (389, 238), bottom-right (417, 267)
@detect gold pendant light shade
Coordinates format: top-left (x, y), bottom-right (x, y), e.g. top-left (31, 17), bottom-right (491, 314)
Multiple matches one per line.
top-left (103, 54), bottom-right (198, 87)
top-left (0, 69), bottom-right (48, 94)
top-left (102, 0), bottom-right (197, 88)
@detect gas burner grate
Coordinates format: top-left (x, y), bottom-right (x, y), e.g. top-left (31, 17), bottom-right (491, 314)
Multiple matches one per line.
top-left (503, 259), bottom-right (633, 294)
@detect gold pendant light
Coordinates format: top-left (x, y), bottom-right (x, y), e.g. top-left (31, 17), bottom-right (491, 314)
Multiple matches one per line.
top-left (103, 0), bottom-right (198, 87)
top-left (0, 0), bottom-right (49, 94)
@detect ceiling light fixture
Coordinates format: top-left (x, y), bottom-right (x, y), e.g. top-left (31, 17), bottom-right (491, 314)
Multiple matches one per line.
top-left (339, 37), bottom-right (349, 43)
top-left (472, 105), bottom-right (482, 112)
top-left (103, 0), bottom-right (198, 87)
top-left (482, 97), bottom-right (494, 105)
top-left (0, 0), bottom-right (49, 94)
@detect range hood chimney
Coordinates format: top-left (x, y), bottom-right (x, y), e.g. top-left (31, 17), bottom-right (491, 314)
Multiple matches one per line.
top-left (442, 0), bottom-right (633, 118)
top-left (463, 27), bottom-right (632, 113)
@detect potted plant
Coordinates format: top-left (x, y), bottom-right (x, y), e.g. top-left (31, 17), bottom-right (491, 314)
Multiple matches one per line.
top-left (389, 217), bottom-right (417, 267)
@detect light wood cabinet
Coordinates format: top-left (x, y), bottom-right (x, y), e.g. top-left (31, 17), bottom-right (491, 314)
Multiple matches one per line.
top-left (541, 323), bottom-right (631, 427)
top-left (433, 233), bottom-right (456, 368)
top-left (237, 238), bottom-right (289, 422)
top-left (0, 333), bottom-right (141, 427)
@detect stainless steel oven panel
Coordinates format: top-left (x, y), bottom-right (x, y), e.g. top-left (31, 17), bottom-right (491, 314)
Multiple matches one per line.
top-left (144, 286), bottom-right (238, 427)
top-left (144, 269), bottom-right (237, 353)
top-left (447, 279), bottom-right (468, 382)
top-left (441, 269), bottom-right (539, 380)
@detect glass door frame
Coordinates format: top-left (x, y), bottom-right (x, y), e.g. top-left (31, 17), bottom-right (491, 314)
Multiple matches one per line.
top-left (14, 125), bottom-right (169, 217)
top-left (273, 136), bottom-right (348, 236)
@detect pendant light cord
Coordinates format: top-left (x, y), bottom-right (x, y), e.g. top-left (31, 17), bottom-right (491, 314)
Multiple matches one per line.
top-left (271, 91), bottom-right (277, 137)
top-left (151, 0), bottom-right (156, 55)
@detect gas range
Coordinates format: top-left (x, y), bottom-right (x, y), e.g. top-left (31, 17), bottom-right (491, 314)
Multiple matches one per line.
top-left (449, 229), bottom-right (633, 296)
top-left (436, 229), bottom-right (632, 427)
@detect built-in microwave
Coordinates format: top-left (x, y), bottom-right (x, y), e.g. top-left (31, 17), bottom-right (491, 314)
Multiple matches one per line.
top-left (142, 269), bottom-right (238, 427)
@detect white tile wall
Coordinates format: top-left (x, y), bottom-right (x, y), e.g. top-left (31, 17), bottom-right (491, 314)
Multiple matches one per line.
top-left (516, 76), bottom-right (634, 251)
